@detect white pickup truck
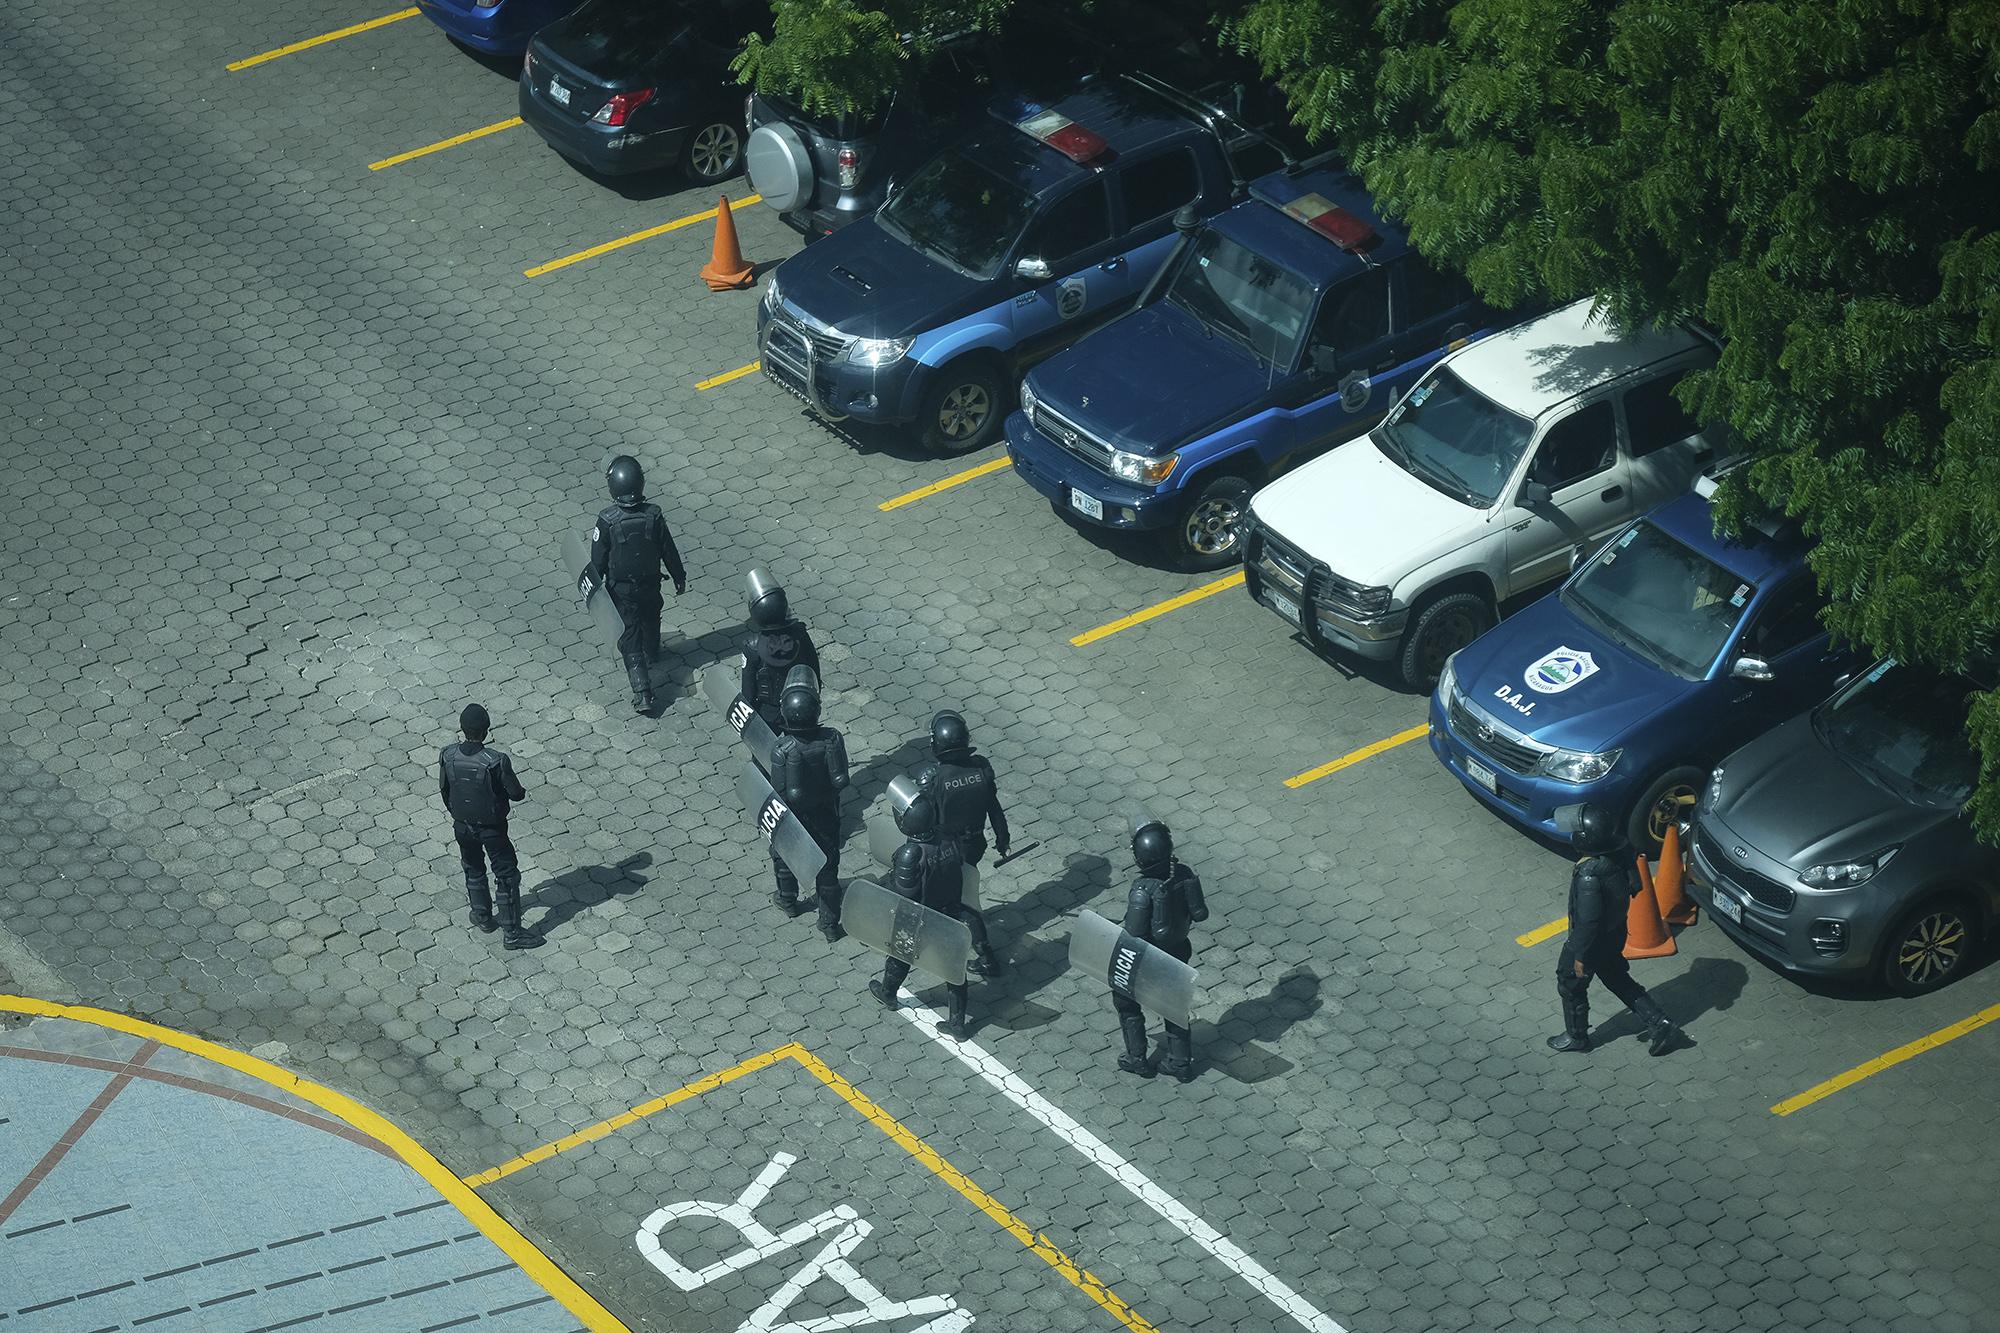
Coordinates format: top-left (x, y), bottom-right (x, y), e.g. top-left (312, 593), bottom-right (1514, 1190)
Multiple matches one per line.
top-left (1242, 299), bottom-right (1729, 689)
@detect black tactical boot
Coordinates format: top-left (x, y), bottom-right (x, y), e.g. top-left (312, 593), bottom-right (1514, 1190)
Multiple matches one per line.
top-left (935, 984), bottom-right (972, 1040)
top-left (469, 910), bottom-right (496, 933)
top-left (966, 947), bottom-right (1002, 977)
top-left (624, 656), bottom-right (650, 714)
top-left (772, 892), bottom-right (808, 919)
top-left (1117, 1014), bottom-right (1154, 1077)
top-left (868, 979), bottom-right (899, 1009)
top-left (1156, 1027), bottom-right (1195, 1083)
top-left (1633, 994), bottom-right (1680, 1056)
top-left (1547, 992), bottom-right (1592, 1053)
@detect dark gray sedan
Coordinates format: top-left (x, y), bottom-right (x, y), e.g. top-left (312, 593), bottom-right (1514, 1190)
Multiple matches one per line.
top-left (1688, 659), bottom-right (1998, 994)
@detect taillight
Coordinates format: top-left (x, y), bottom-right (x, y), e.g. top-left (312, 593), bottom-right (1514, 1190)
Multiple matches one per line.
top-left (591, 87), bottom-right (656, 127)
top-left (523, 48), bottom-right (537, 77)
top-left (836, 147), bottom-right (860, 189)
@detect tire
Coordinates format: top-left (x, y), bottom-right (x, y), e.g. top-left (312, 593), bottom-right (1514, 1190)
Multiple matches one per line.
top-left (1624, 764), bottom-right (1705, 859)
top-left (1397, 591), bottom-right (1493, 691)
top-left (1168, 473), bottom-right (1254, 571)
top-left (917, 359), bottom-right (1005, 454)
top-left (1880, 895), bottom-right (1977, 996)
top-left (682, 118), bottom-right (744, 185)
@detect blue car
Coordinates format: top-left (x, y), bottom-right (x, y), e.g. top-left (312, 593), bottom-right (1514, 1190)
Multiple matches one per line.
top-left (757, 80), bottom-right (1278, 454)
top-left (1428, 486), bottom-right (1861, 854)
top-left (416, 0), bottom-right (574, 56)
top-left (1006, 167), bottom-right (1499, 569)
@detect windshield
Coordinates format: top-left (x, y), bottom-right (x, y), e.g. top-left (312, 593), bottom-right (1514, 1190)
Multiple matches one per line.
top-left (1812, 660), bottom-right (1980, 808)
top-left (1375, 368), bottom-right (1535, 507)
top-left (1161, 230), bottom-right (1314, 367)
top-left (876, 150), bottom-right (1037, 280)
top-left (1561, 522), bottom-right (1752, 679)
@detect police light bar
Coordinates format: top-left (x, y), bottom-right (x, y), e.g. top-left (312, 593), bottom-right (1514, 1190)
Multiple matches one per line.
top-left (1015, 108), bottom-right (1109, 163)
top-left (1280, 193), bottom-right (1377, 251)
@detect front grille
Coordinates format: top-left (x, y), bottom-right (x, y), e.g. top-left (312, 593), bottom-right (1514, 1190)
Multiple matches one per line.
top-left (1030, 401), bottom-right (1116, 474)
top-left (1254, 527), bottom-right (1311, 599)
top-left (1248, 525), bottom-right (1386, 621)
top-left (762, 321), bottom-right (813, 398)
top-left (1694, 829), bottom-right (1796, 913)
top-left (1446, 691), bottom-right (1545, 776)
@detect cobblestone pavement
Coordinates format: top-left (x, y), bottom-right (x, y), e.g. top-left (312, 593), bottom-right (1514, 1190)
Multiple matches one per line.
top-left (2, 2), bottom-right (1996, 1331)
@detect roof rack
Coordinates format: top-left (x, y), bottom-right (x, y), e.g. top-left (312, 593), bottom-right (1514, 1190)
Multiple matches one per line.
top-left (1116, 70), bottom-right (1299, 197)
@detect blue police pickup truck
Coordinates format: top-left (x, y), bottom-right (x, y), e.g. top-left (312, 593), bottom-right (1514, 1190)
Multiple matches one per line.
top-left (756, 76), bottom-right (1290, 454)
top-left (1005, 167), bottom-right (1498, 569)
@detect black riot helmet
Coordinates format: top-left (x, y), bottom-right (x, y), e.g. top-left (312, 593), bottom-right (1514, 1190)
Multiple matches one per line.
top-left (1132, 821), bottom-right (1174, 873)
top-left (930, 710), bottom-right (969, 757)
top-left (895, 792), bottom-right (939, 839)
top-left (1569, 804), bottom-right (1621, 857)
top-left (606, 455), bottom-right (645, 508)
top-left (779, 665), bottom-right (821, 732)
top-left (746, 567), bottom-right (788, 629)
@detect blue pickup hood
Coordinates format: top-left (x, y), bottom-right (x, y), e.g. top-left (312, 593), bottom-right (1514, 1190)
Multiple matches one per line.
top-left (1028, 304), bottom-right (1278, 454)
top-left (774, 219), bottom-right (986, 340)
top-left (1449, 593), bottom-right (1695, 753)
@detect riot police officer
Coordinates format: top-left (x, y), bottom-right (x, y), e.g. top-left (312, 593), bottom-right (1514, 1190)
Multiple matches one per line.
top-left (1119, 819), bottom-right (1207, 1080)
top-left (586, 455), bottom-right (686, 714)
top-left (868, 793), bottom-right (974, 1040)
top-left (741, 570), bottom-right (819, 734)
top-left (770, 666), bottom-right (849, 937)
top-left (913, 710), bottom-right (1007, 975)
top-left (1549, 805), bottom-right (1681, 1056)
top-left (438, 704), bottom-right (540, 950)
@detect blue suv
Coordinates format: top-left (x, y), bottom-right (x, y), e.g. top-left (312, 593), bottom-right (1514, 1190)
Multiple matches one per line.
top-left (1006, 167), bottom-right (1499, 569)
top-left (756, 79), bottom-right (1286, 454)
top-left (1428, 485), bottom-right (1861, 854)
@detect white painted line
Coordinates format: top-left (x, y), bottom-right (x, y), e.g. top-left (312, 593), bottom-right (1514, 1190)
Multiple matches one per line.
top-left (894, 1001), bottom-right (1350, 1333)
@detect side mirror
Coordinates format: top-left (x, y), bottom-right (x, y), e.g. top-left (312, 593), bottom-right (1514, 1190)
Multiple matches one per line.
top-left (1309, 345), bottom-right (1341, 379)
top-left (1015, 256), bottom-right (1052, 282)
top-left (1519, 480), bottom-right (1553, 509)
top-left (1172, 202), bottom-right (1202, 238)
top-left (883, 176), bottom-right (900, 203)
top-left (1731, 655), bottom-right (1774, 682)
top-left (1832, 672), bottom-right (1853, 690)
top-left (1568, 543), bottom-right (1590, 573)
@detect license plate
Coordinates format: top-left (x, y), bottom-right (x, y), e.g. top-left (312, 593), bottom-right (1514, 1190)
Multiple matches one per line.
top-left (1713, 889), bottom-right (1743, 924)
top-left (1266, 591), bottom-right (1300, 624)
top-left (1464, 757), bottom-right (1497, 794)
top-left (1069, 489), bottom-right (1104, 521)
top-left (549, 81), bottom-right (570, 105)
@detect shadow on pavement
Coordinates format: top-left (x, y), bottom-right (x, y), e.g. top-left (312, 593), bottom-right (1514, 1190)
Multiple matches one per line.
top-left (1588, 955), bottom-right (1748, 1048)
top-left (527, 851), bottom-right (654, 939)
top-left (1197, 965), bottom-right (1325, 1084)
top-left (972, 852), bottom-right (1113, 1034)
top-left (844, 736), bottom-right (931, 818)
top-left (644, 622), bottom-right (743, 716)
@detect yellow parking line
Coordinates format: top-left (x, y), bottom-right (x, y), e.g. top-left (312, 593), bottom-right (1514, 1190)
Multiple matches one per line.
top-left (1771, 1000), bottom-right (2000, 1116)
top-left (1070, 570), bottom-right (1246, 647)
top-left (525, 194), bottom-right (762, 278)
top-left (1284, 722), bottom-right (1430, 789)
top-left (878, 456), bottom-right (1012, 511)
top-left (696, 360), bottom-right (762, 390)
top-left (369, 116), bottom-right (524, 171)
top-left (1517, 916), bottom-right (1568, 947)
top-left (227, 7), bottom-right (420, 71)
top-left (463, 1042), bottom-right (1158, 1332)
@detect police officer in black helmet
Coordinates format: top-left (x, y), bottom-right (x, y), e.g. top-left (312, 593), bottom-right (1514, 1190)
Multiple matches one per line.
top-left (587, 455), bottom-right (686, 714)
top-left (1120, 819), bottom-right (1207, 1080)
top-left (1550, 804), bottom-right (1680, 1056)
top-left (914, 710), bottom-right (1007, 975)
top-left (770, 666), bottom-right (849, 936)
top-left (439, 704), bottom-right (540, 950)
top-left (869, 793), bottom-right (974, 1040)
top-left (742, 569), bottom-right (819, 733)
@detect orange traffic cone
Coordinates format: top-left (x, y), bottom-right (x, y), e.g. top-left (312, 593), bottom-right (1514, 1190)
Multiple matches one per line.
top-left (1653, 824), bottom-right (1698, 926)
top-left (1624, 855), bottom-right (1677, 958)
top-left (700, 194), bottom-right (755, 292)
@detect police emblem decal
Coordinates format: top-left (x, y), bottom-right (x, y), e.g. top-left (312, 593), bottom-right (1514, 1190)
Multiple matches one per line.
top-left (1523, 646), bottom-right (1600, 694)
top-left (1057, 275), bottom-right (1087, 320)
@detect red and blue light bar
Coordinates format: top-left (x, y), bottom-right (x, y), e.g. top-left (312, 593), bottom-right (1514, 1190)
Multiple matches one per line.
top-left (1012, 107), bottom-right (1109, 164)
top-left (1279, 192), bottom-right (1378, 252)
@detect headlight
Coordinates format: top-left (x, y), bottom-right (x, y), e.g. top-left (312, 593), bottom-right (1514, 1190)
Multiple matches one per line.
top-left (843, 336), bottom-right (912, 367)
top-left (760, 273), bottom-right (782, 315)
top-left (1700, 763), bottom-right (1724, 810)
top-left (1020, 377), bottom-right (1038, 420)
top-left (1538, 746), bottom-right (1623, 783)
top-left (1108, 448), bottom-right (1179, 485)
top-left (1435, 654), bottom-right (1458, 706)
top-left (1800, 847), bottom-right (1899, 888)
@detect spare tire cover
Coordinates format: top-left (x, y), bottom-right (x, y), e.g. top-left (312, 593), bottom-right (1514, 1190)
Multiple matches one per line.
top-left (747, 123), bottom-right (814, 213)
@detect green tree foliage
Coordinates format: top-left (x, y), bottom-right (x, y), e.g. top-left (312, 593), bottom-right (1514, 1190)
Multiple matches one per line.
top-left (733, 0), bottom-right (1013, 119)
top-left (1231, 0), bottom-right (2000, 835)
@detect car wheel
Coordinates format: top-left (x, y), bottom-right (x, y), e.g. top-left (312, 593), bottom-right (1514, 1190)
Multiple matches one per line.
top-left (1625, 765), bottom-right (1705, 859)
top-left (1397, 591), bottom-right (1493, 692)
top-left (683, 119), bottom-right (744, 185)
top-left (918, 360), bottom-right (1005, 454)
top-left (1170, 474), bottom-right (1254, 571)
top-left (1880, 895), bottom-right (1977, 996)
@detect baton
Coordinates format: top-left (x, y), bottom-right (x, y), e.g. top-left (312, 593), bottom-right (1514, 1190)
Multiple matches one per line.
top-left (992, 840), bottom-right (1039, 869)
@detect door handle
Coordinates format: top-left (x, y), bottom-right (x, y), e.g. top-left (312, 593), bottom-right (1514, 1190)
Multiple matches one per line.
top-left (1100, 256), bottom-right (1126, 273)
top-left (1599, 485), bottom-right (1623, 502)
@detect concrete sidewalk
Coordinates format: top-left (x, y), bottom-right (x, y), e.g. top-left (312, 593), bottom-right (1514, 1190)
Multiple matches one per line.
top-left (0, 1000), bottom-right (604, 1332)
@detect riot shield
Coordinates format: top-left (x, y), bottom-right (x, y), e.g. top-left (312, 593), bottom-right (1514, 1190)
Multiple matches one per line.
top-left (839, 876), bottom-right (973, 986)
top-left (737, 762), bottom-right (828, 889)
top-left (700, 659), bottom-right (777, 771)
top-left (560, 525), bottom-right (627, 658)
top-left (1068, 908), bottom-right (1197, 1031)
top-left (865, 808), bottom-right (981, 910)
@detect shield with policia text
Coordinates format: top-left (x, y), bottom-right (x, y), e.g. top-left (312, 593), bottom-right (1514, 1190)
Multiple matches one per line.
top-left (737, 762), bottom-right (828, 889)
top-left (865, 774), bottom-right (982, 909)
top-left (700, 658), bottom-right (778, 771)
top-left (560, 526), bottom-right (627, 658)
top-left (838, 875), bottom-right (974, 986)
top-left (1068, 908), bottom-right (1197, 1031)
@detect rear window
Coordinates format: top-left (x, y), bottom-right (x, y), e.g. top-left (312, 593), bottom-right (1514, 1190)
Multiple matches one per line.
top-left (560, 0), bottom-right (693, 67)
